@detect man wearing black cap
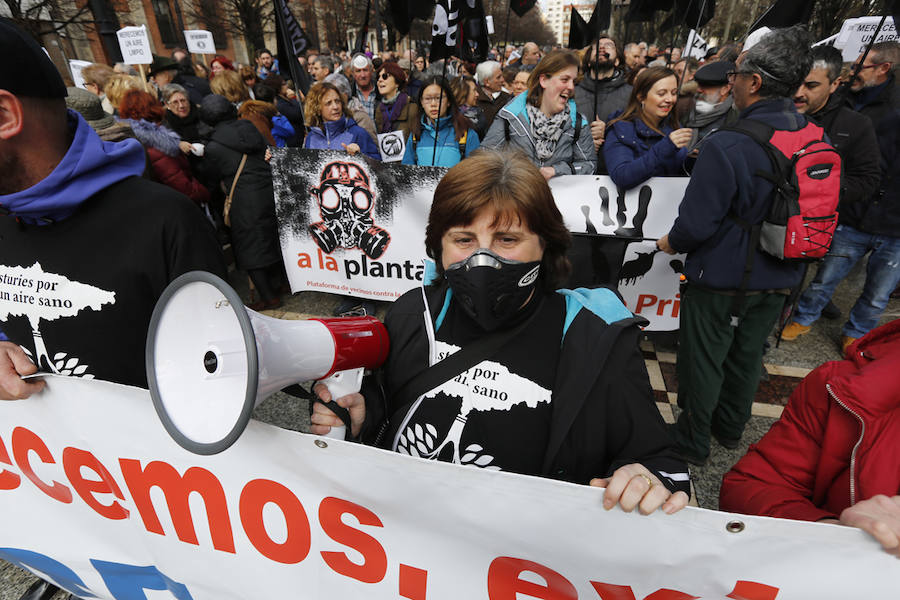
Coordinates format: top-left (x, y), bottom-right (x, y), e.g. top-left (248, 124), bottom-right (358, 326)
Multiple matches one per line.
top-left (0, 18), bottom-right (225, 400)
top-left (148, 54), bottom-right (210, 106)
top-left (681, 60), bottom-right (737, 149)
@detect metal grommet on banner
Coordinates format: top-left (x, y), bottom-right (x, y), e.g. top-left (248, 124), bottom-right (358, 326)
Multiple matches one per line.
top-left (726, 520), bottom-right (745, 533)
top-left (314, 439), bottom-right (328, 449)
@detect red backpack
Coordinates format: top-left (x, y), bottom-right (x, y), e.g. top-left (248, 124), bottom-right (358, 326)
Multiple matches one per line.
top-left (728, 118), bottom-right (842, 260)
top-left (723, 118), bottom-right (842, 327)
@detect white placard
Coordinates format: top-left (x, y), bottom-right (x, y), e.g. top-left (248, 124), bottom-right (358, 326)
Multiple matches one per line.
top-left (116, 25), bottom-right (152, 65)
top-left (184, 29), bottom-right (215, 54)
top-left (0, 376), bottom-right (898, 599)
top-left (68, 59), bottom-right (93, 89)
top-left (376, 130), bottom-right (406, 162)
top-left (486, 15), bottom-right (495, 35)
top-left (833, 16), bottom-right (897, 63)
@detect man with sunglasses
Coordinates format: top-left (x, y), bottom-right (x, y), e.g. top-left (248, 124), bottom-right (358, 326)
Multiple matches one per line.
top-left (656, 26), bottom-right (815, 466)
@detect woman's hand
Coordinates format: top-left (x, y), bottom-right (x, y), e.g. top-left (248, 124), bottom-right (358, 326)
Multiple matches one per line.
top-left (590, 119), bottom-right (606, 151)
top-left (839, 495), bottom-right (900, 557)
top-left (264, 147), bottom-right (273, 162)
top-left (668, 128), bottom-right (693, 149)
top-left (0, 342), bottom-right (44, 400)
top-left (539, 166), bottom-right (556, 180)
top-left (310, 382), bottom-right (366, 438)
top-left (178, 141), bottom-right (193, 154)
top-left (590, 463), bottom-right (689, 515)
top-left (342, 142), bottom-right (361, 156)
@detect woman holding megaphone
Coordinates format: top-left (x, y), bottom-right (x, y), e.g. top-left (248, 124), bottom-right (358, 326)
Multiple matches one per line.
top-left (312, 149), bottom-right (690, 515)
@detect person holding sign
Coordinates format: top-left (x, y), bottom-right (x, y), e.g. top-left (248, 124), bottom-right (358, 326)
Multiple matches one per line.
top-left (373, 61), bottom-right (418, 141)
top-left (402, 76), bottom-right (480, 168)
top-left (603, 67), bottom-right (692, 189)
top-left (311, 149), bottom-right (691, 515)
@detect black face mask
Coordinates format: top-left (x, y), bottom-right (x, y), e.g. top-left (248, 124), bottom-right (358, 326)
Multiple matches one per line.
top-left (444, 249), bottom-right (541, 332)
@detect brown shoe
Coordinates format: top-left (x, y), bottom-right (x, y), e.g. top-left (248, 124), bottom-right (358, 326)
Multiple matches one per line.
top-left (841, 335), bottom-right (859, 357)
top-left (780, 321), bottom-right (812, 341)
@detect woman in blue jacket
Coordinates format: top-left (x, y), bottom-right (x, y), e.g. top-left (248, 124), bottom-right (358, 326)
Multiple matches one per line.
top-left (603, 67), bottom-right (693, 189)
top-left (402, 76), bottom-right (480, 167)
top-left (304, 82), bottom-right (380, 160)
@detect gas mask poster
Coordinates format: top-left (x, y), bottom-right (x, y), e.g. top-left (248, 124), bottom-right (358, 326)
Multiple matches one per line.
top-left (271, 149), bottom-right (446, 301)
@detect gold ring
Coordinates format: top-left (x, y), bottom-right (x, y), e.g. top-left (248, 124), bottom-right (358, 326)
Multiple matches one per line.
top-left (636, 473), bottom-right (654, 488)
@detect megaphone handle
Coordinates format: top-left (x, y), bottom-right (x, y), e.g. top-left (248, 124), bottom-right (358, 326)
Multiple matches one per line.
top-left (318, 367), bottom-right (364, 440)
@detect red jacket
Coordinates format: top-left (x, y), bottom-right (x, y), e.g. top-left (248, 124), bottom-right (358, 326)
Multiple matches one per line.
top-left (720, 319), bottom-right (900, 522)
top-left (147, 147), bottom-right (210, 206)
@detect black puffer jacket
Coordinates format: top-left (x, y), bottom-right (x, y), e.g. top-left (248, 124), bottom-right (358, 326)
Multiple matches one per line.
top-left (200, 95), bottom-right (281, 270)
top-left (358, 283), bottom-right (690, 492)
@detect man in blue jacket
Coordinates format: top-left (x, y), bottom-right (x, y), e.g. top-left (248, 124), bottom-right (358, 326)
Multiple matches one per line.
top-left (656, 26), bottom-right (812, 465)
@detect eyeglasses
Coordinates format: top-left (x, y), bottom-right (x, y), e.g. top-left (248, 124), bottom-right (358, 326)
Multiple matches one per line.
top-left (421, 95), bottom-right (445, 104)
top-left (726, 71), bottom-right (753, 82)
top-left (856, 62), bottom-right (885, 71)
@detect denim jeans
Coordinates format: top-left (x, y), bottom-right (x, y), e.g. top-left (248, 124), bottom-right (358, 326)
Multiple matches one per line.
top-left (794, 224), bottom-right (900, 339)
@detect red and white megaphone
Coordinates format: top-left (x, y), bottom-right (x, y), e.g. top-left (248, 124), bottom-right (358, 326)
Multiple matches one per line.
top-left (145, 271), bottom-right (389, 455)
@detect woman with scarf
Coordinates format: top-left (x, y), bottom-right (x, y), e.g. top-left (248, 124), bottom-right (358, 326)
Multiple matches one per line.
top-left (373, 61), bottom-right (418, 140)
top-left (452, 74), bottom-right (489, 139)
top-left (303, 82), bottom-right (380, 160)
top-left (482, 50), bottom-right (595, 179)
top-left (401, 76), bottom-right (480, 168)
top-left (309, 149), bottom-right (691, 515)
top-left (118, 89), bottom-right (210, 207)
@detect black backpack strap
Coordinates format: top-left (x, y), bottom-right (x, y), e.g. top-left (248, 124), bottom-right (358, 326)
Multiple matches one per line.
top-left (458, 130), bottom-right (467, 159)
top-left (503, 117), bottom-right (511, 143)
top-left (569, 114), bottom-right (583, 173)
top-left (411, 132), bottom-right (418, 165)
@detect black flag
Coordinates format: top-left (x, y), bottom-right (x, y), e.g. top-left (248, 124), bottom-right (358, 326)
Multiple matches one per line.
top-left (586, 0), bottom-right (612, 36)
top-left (749, 0), bottom-right (814, 32)
top-left (430, 0), bottom-right (461, 61)
top-left (460, 0), bottom-right (490, 63)
top-left (355, 0), bottom-right (372, 55)
top-left (386, 0), bottom-right (435, 37)
top-left (625, 0), bottom-right (674, 22)
top-left (660, 0), bottom-right (716, 32)
top-left (510, 0), bottom-right (537, 17)
top-left (274, 0), bottom-right (312, 95)
top-left (568, 8), bottom-right (589, 49)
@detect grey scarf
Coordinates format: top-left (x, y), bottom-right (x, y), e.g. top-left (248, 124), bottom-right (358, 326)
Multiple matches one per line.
top-left (527, 103), bottom-right (569, 162)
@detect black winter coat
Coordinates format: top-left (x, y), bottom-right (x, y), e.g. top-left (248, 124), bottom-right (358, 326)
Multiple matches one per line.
top-left (203, 119), bottom-right (281, 270)
top-left (808, 96), bottom-right (881, 229)
top-left (358, 284), bottom-right (690, 492)
top-left (173, 72), bottom-right (212, 106)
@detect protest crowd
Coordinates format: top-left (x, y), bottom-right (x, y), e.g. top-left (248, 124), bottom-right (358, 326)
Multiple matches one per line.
top-left (0, 1), bottom-right (899, 596)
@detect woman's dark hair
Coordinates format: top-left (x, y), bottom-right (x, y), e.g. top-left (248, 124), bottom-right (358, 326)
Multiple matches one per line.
top-left (260, 74), bottom-right (286, 95)
top-left (608, 66), bottom-right (680, 133)
top-left (412, 75), bottom-right (471, 142)
top-left (198, 94), bottom-right (238, 126)
top-left (378, 60), bottom-right (408, 91)
top-left (425, 148), bottom-right (571, 290)
top-left (526, 49), bottom-right (581, 108)
top-left (253, 82), bottom-right (277, 103)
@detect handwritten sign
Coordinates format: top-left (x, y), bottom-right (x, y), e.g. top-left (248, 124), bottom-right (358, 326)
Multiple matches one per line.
top-left (68, 60), bottom-right (93, 89)
top-left (184, 29), bottom-right (215, 54)
top-left (116, 25), bottom-right (152, 65)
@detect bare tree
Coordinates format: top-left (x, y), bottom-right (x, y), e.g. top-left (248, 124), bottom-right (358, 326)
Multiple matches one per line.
top-left (1, 0), bottom-right (93, 40)
top-left (184, 0), bottom-right (274, 57)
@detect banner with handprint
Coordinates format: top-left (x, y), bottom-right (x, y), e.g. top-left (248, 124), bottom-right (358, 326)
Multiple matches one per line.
top-left (272, 149), bottom-right (687, 328)
top-left (0, 376), bottom-right (898, 599)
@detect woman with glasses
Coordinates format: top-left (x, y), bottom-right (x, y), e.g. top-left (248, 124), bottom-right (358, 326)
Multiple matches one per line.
top-left (303, 82), bottom-right (380, 159)
top-left (374, 61), bottom-right (418, 140)
top-left (482, 50), bottom-right (595, 179)
top-left (402, 75), bottom-right (481, 167)
top-left (603, 66), bottom-right (693, 190)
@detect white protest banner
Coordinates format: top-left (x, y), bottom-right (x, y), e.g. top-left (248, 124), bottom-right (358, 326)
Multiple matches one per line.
top-left (377, 130), bottom-right (407, 162)
top-left (684, 29), bottom-right (708, 59)
top-left (0, 376), bottom-right (898, 599)
top-left (116, 25), bottom-right (152, 65)
top-left (68, 59), bottom-right (94, 90)
top-left (184, 29), bottom-right (215, 54)
top-left (271, 149), bottom-right (440, 301)
top-left (834, 16), bottom-right (897, 63)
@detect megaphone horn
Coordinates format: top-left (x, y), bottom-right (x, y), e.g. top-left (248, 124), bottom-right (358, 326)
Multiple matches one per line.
top-left (146, 271), bottom-right (389, 455)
